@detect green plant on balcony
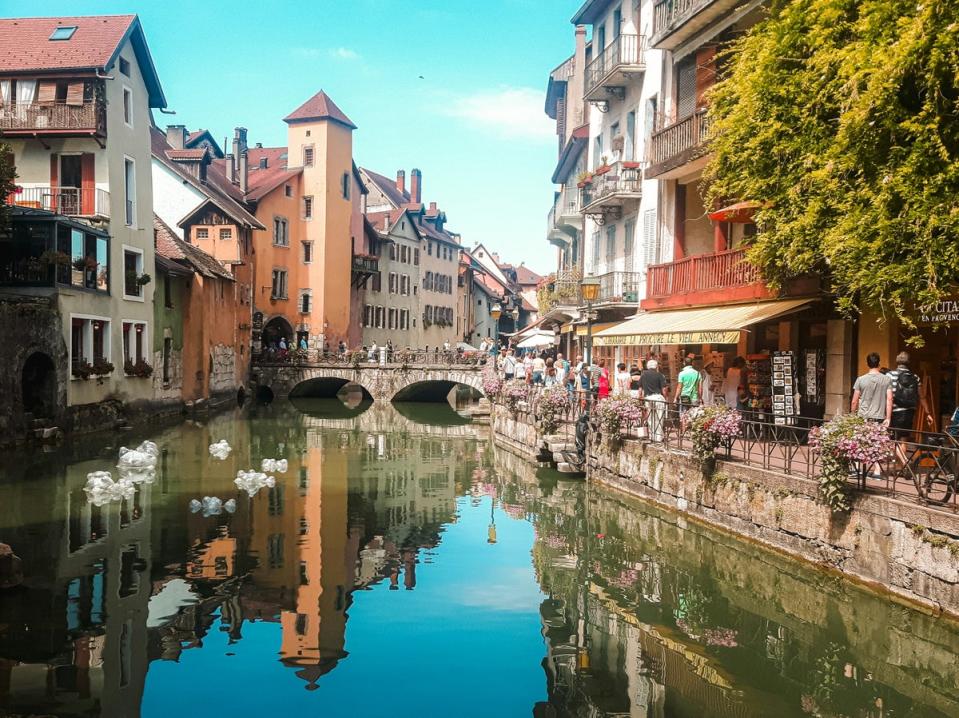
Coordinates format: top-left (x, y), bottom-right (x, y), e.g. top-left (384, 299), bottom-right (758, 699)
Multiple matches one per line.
top-left (576, 171), bottom-right (593, 188)
top-left (72, 360), bottom-right (93, 380)
top-left (39, 250), bottom-right (70, 265)
top-left (124, 359), bottom-right (153, 378)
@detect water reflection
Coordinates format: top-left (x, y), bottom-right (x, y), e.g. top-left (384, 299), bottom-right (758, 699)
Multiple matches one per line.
top-left (1, 402), bottom-right (958, 717)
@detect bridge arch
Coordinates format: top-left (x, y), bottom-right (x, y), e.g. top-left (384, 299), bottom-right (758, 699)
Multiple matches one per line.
top-left (391, 379), bottom-right (481, 403)
top-left (289, 376), bottom-right (372, 401)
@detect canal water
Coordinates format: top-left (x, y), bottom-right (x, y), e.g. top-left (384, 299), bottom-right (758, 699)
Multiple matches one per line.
top-left (1, 399), bottom-right (959, 717)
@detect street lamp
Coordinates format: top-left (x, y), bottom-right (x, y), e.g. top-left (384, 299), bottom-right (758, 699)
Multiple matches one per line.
top-left (511, 306), bottom-right (520, 332)
top-left (580, 275), bottom-right (601, 365)
top-left (491, 302), bottom-right (502, 348)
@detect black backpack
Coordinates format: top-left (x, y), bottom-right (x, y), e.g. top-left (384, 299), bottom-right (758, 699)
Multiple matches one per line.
top-left (893, 370), bottom-right (919, 409)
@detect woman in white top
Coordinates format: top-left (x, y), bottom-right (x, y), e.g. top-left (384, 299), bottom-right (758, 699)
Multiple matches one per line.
top-left (614, 362), bottom-right (631, 396)
top-left (515, 354), bottom-right (528, 383)
top-left (724, 356), bottom-right (746, 408)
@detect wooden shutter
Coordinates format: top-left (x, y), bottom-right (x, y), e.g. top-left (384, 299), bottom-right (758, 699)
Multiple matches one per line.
top-left (676, 57), bottom-right (697, 119)
top-left (37, 81), bottom-right (56, 104)
top-left (66, 81), bottom-right (84, 106)
top-left (49, 155), bottom-right (59, 212)
top-left (80, 153), bottom-right (95, 215)
top-left (695, 46), bottom-right (717, 107)
top-left (643, 209), bottom-right (658, 269)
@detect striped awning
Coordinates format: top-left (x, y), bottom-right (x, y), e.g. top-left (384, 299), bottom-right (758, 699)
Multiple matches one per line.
top-left (592, 298), bottom-right (813, 347)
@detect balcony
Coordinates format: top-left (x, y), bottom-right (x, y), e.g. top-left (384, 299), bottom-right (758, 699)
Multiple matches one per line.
top-left (9, 186), bottom-right (110, 220)
top-left (596, 271), bottom-right (643, 304)
top-left (645, 108), bottom-right (712, 179)
top-left (548, 188), bottom-right (583, 249)
top-left (547, 204), bottom-right (567, 248)
top-left (538, 269), bottom-right (583, 314)
top-left (644, 247), bottom-right (769, 309)
top-left (651, 0), bottom-right (743, 50)
top-left (580, 160), bottom-right (642, 218)
top-left (584, 34), bottom-right (646, 103)
top-left (0, 100), bottom-right (106, 138)
top-left (351, 253), bottom-right (379, 288)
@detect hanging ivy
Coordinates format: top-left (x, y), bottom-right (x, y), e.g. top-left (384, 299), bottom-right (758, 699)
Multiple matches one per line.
top-left (705, 0), bottom-right (959, 337)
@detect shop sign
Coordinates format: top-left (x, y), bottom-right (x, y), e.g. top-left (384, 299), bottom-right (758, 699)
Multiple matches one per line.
top-left (593, 330), bottom-right (741, 347)
top-left (917, 298), bottom-right (959, 326)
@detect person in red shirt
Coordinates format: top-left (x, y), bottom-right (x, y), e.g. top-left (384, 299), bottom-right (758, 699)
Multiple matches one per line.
top-left (597, 360), bottom-right (611, 399)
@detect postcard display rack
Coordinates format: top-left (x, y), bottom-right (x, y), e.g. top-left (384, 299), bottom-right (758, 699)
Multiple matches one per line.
top-left (771, 351), bottom-right (798, 425)
top-left (745, 354), bottom-right (772, 412)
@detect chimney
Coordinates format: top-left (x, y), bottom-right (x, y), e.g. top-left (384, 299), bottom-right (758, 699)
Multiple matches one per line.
top-left (383, 215), bottom-right (390, 231)
top-left (255, 142), bottom-right (263, 149)
top-left (232, 127), bottom-right (248, 162)
top-left (396, 170), bottom-right (406, 196)
top-left (166, 124), bottom-right (187, 149)
top-left (239, 151), bottom-right (248, 195)
top-left (225, 153), bottom-right (236, 184)
top-left (429, 201), bottom-right (437, 212)
top-left (572, 26), bottom-right (587, 129)
top-left (410, 168), bottom-right (422, 204)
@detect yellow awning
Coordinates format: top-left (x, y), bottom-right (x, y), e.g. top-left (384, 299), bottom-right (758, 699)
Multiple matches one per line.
top-left (592, 298), bottom-right (813, 347)
top-left (575, 322), bottom-right (619, 337)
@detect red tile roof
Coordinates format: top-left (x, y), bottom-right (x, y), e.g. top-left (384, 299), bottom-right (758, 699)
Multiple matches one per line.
top-left (166, 148), bottom-right (207, 160)
top-left (360, 167), bottom-right (410, 208)
top-left (154, 213), bottom-right (234, 281)
top-left (514, 264), bottom-right (544, 286)
top-left (246, 168), bottom-right (301, 202)
top-left (284, 90), bottom-right (356, 129)
top-left (0, 14), bottom-right (166, 107)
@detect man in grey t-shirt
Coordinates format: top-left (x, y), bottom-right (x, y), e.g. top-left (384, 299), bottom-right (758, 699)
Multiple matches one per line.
top-left (851, 352), bottom-right (893, 425)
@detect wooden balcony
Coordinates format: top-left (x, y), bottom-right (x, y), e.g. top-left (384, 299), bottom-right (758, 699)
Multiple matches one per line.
top-left (645, 108), bottom-right (712, 179)
top-left (0, 100), bottom-right (106, 138)
top-left (651, 0), bottom-right (743, 50)
top-left (9, 186), bottom-right (110, 220)
top-left (643, 247), bottom-right (770, 309)
top-left (584, 34), bottom-right (646, 103)
top-left (351, 253), bottom-right (379, 288)
top-left (580, 160), bottom-right (642, 218)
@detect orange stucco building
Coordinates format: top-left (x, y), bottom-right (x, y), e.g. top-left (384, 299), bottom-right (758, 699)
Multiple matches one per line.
top-left (229, 91), bottom-right (363, 352)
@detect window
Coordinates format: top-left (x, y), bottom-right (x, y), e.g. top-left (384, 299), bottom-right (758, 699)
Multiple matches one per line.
top-left (273, 217), bottom-right (288, 246)
top-left (389, 244), bottom-right (396, 261)
top-left (424, 271), bottom-right (433, 291)
top-left (122, 321), bottom-right (147, 366)
top-left (364, 304), bottom-right (373, 327)
top-left (303, 146), bottom-right (314, 167)
top-left (302, 241), bottom-right (313, 263)
top-left (299, 290), bottom-right (312, 314)
top-left (271, 269), bottom-right (288, 299)
top-left (643, 209), bottom-right (658, 269)
top-left (606, 226), bottom-right (616, 261)
top-left (163, 273), bottom-right (173, 308)
top-left (388, 308), bottom-right (397, 329)
top-left (371, 272), bottom-right (381, 292)
top-left (119, 57), bottom-right (130, 76)
top-left (427, 242), bottom-right (432, 256)
top-left (413, 248), bottom-right (420, 265)
top-left (400, 309), bottom-right (409, 330)
top-left (123, 247), bottom-right (144, 299)
top-left (62, 226), bottom-right (109, 292)
top-left (162, 337), bottom-right (172, 383)
top-left (400, 245), bottom-right (408, 263)
top-left (122, 87), bottom-right (133, 127)
top-left (341, 172), bottom-right (350, 200)
top-left (426, 306), bottom-right (434, 323)
top-left (303, 195), bottom-right (313, 220)
top-left (196, 228), bottom-right (209, 239)
top-left (625, 110), bottom-right (636, 160)
top-left (401, 274), bottom-right (410, 295)
top-left (594, 135), bottom-right (603, 169)
top-left (219, 228), bottom-right (232, 240)
top-left (592, 230), bottom-right (601, 267)
top-left (624, 218), bottom-right (635, 257)
top-left (50, 25), bottom-right (78, 41)
top-left (285, 184), bottom-right (293, 197)
top-left (645, 95), bottom-right (659, 148)
top-left (124, 157), bottom-right (136, 226)
top-left (388, 272), bottom-right (397, 294)
top-left (375, 306), bottom-right (385, 328)
top-left (71, 316), bottom-right (111, 372)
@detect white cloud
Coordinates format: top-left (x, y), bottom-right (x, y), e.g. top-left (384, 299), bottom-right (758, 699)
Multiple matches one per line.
top-left (329, 47), bottom-right (361, 61)
top-left (291, 47), bottom-right (361, 61)
top-left (444, 87), bottom-right (554, 141)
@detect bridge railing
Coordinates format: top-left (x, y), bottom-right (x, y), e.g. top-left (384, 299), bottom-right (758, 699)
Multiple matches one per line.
top-left (252, 348), bottom-right (490, 367)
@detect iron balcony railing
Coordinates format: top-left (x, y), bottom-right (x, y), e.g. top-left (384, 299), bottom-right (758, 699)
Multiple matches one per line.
top-left (645, 247), bottom-right (760, 300)
top-left (647, 108), bottom-right (712, 172)
top-left (9, 186), bottom-right (110, 219)
top-left (0, 100), bottom-right (106, 135)
top-left (596, 270), bottom-right (643, 303)
top-left (584, 33), bottom-right (646, 99)
top-left (580, 160), bottom-right (642, 211)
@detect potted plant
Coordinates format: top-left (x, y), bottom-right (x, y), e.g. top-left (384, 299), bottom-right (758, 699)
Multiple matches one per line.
top-left (39, 249), bottom-right (70, 266)
top-left (125, 359), bottom-right (153, 378)
top-left (621, 160), bottom-right (641, 170)
top-left (91, 358), bottom-right (115, 383)
top-left (136, 273), bottom-right (152, 287)
top-left (576, 171), bottom-right (594, 188)
top-left (596, 397), bottom-right (645, 448)
top-left (72, 360), bottom-right (93, 380)
top-left (809, 415), bottom-right (892, 512)
top-left (594, 156), bottom-right (612, 176)
top-left (681, 405), bottom-right (743, 476)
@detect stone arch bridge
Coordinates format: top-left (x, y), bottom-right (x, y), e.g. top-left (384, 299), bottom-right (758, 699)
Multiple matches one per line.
top-left (251, 358), bottom-right (486, 403)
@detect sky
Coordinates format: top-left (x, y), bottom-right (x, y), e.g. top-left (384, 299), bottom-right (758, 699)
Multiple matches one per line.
top-left (10, 0), bottom-right (585, 274)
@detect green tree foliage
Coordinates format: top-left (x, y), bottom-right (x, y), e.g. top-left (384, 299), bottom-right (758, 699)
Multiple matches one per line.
top-left (705, 0), bottom-right (959, 333)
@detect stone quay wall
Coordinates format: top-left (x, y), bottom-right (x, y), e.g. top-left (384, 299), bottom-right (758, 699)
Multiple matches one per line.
top-left (491, 405), bottom-right (959, 618)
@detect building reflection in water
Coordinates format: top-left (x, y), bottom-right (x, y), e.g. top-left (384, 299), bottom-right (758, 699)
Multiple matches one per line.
top-left (3, 400), bottom-right (959, 717)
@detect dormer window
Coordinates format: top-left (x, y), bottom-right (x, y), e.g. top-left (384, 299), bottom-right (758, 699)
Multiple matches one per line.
top-left (49, 26), bottom-right (77, 41)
